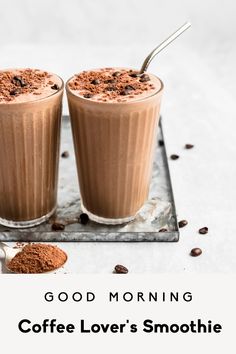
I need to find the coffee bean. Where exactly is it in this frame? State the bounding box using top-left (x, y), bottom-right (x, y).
top-left (190, 248), bottom-right (202, 257)
top-left (159, 228), bottom-right (167, 232)
top-left (83, 93), bottom-right (93, 98)
top-left (61, 151), bottom-right (69, 158)
top-left (120, 85), bottom-right (135, 96)
top-left (79, 213), bottom-right (89, 225)
top-left (12, 76), bottom-right (21, 85)
top-left (129, 72), bottom-right (140, 78)
top-left (125, 85), bottom-right (135, 91)
top-left (10, 88), bottom-right (21, 96)
top-left (178, 220), bottom-right (188, 228)
top-left (114, 264), bottom-right (128, 274)
top-left (120, 89), bottom-right (130, 96)
top-left (140, 74), bottom-right (150, 82)
top-left (91, 79), bottom-right (100, 85)
top-left (21, 79), bottom-right (27, 87)
top-left (199, 227), bottom-right (208, 234)
top-left (105, 79), bottom-right (116, 84)
top-left (12, 76), bottom-right (27, 87)
top-left (112, 71), bottom-right (121, 77)
top-left (52, 222), bottom-right (65, 231)
top-left (158, 140), bottom-right (164, 146)
top-left (51, 84), bottom-right (59, 90)
top-left (185, 144), bottom-right (194, 149)
top-left (170, 154), bottom-right (179, 160)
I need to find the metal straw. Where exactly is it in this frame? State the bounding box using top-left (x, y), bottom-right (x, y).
top-left (140, 22), bottom-right (191, 74)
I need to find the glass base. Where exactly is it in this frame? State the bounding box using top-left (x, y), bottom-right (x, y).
top-left (81, 202), bottom-right (136, 225)
top-left (0, 206), bottom-right (57, 229)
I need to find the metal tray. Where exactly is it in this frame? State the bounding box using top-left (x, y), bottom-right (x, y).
top-left (0, 116), bottom-right (179, 242)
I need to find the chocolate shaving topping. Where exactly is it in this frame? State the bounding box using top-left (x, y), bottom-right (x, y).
top-left (68, 68), bottom-right (157, 102)
top-left (0, 69), bottom-right (60, 102)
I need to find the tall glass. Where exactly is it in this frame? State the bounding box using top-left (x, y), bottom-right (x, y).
top-left (66, 70), bottom-right (163, 224)
top-left (0, 74), bottom-right (63, 228)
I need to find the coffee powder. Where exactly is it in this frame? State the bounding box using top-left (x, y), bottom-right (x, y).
top-left (7, 243), bottom-right (67, 274)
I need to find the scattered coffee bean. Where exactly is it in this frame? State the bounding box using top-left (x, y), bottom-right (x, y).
top-left (114, 264), bottom-right (128, 274)
top-left (158, 140), bottom-right (164, 146)
top-left (91, 79), bottom-right (100, 85)
top-left (79, 213), bottom-right (89, 225)
top-left (105, 79), bottom-right (116, 84)
top-left (199, 227), bottom-right (208, 234)
top-left (178, 220), bottom-right (188, 228)
top-left (10, 88), bottom-right (21, 96)
top-left (185, 144), bottom-right (194, 149)
top-left (170, 154), bottom-right (179, 160)
top-left (190, 248), bottom-right (202, 257)
top-left (139, 74), bottom-right (150, 82)
top-left (61, 151), bottom-right (69, 158)
top-left (83, 93), bottom-right (93, 98)
top-left (112, 71), bottom-right (121, 77)
top-left (51, 84), bottom-right (59, 90)
top-left (51, 222), bottom-right (65, 231)
top-left (125, 85), bottom-right (135, 91)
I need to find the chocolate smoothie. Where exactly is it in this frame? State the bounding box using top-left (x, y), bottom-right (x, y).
top-left (66, 68), bottom-right (163, 224)
top-left (0, 69), bottom-right (63, 228)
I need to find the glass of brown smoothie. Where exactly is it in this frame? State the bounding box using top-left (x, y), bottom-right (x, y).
top-left (0, 68), bottom-right (63, 228)
top-left (66, 68), bottom-right (163, 225)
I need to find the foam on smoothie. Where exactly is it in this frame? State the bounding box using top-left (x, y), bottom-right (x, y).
top-left (0, 68), bottom-right (62, 103)
top-left (68, 68), bottom-right (162, 103)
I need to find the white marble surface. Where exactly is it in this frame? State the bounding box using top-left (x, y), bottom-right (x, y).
top-left (0, 0), bottom-right (236, 273)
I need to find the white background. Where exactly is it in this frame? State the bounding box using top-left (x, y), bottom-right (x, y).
top-left (0, 0), bottom-right (236, 273)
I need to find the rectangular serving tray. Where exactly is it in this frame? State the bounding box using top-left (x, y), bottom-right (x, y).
top-left (0, 116), bottom-right (179, 242)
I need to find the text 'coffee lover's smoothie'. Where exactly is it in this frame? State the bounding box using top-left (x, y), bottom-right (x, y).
top-left (67, 68), bottom-right (163, 224)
